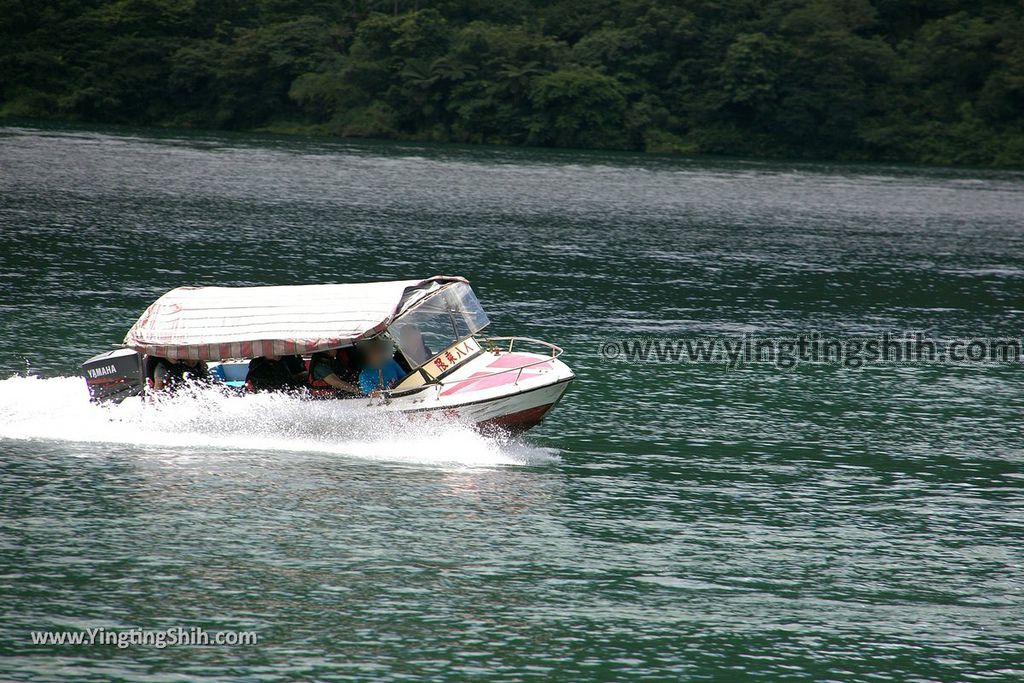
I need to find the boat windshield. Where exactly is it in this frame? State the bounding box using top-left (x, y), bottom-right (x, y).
top-left (391, 283), bottom-right (489, 367)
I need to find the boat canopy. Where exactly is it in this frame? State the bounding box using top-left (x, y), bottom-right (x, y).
top-left (124, 276), bottom-right (467, 360)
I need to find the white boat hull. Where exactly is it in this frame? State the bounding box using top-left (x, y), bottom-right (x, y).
top-left (377, 349), bottom-right (575, 434)
top-left (104, 343), bottom-right (575, 435)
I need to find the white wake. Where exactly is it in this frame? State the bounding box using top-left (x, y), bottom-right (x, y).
top-left (0, 375), bottom-right (559, 468)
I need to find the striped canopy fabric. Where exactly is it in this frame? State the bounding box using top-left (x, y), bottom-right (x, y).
top-left (124, 276), bottom-right (466, 360)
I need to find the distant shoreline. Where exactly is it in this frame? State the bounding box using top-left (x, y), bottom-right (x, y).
top-left (3, 119), bottom-right (1023, 174)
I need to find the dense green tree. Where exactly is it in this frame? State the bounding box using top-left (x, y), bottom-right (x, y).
top-left (1, 0), bottom-right (1021, 165)
top-left (529, 66), bottom-right (627, 148)
top-left (444, 21), bottom-right (565, 143)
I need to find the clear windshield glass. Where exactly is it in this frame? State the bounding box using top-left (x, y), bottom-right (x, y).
top-left (391, 283), bottom-right (489, 367)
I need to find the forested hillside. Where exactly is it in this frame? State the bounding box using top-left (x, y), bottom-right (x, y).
top-left (2, 0), bottom-right (1022, 165)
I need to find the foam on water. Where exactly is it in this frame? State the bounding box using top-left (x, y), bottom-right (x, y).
top-left (0, 375), bottom-right (559, 468)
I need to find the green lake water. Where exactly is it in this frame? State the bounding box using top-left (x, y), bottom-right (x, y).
top-left (1, 125), bottom-right (1022, 681)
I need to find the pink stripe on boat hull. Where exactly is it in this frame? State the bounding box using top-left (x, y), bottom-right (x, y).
top-left (485, 353), bottom-right (554, 370)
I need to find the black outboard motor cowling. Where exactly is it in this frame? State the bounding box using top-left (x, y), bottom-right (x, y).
top-left (82, 348), bottom-right (145, 404)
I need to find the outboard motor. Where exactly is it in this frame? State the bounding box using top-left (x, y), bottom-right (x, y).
top-left (81, 348), bottom-right (145, 404)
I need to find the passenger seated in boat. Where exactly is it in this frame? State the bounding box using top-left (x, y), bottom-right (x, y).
top-left (246, 354), bottom-right (306, 393)
top-left (396, 324), bottom-right (433, 367)
top-left (307, 348), bottom-right (361, 398)
top-left (147, 355), bottom-right (210, 393)
top-left (282, 354), bottom-right (307, 382)
top-left (357, 338), bottom-right (406, 395)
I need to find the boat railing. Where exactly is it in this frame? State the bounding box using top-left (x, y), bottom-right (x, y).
top-left (479, 336), bottom-right (564, 358)
top-left (382, 336), bottom-right (565, 400)
top-left (440, 336), bottom-right (565, 389)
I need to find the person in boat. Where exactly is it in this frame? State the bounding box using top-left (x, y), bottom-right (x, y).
top-left (147, 355), bottom-right (210, 393)
top-left (246, 354), bottom-right (307, 393)
top-left (358, 338), bottom-right (406, 396)
top-left (396, 324), bottom-right (433, 367)
top-left (307, 347), bottom-right (361, 398)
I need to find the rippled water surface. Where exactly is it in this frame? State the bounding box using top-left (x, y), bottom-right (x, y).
top-left (1, 126), bottom-right (1023, 682)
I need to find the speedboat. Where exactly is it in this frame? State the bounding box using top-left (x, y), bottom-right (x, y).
top-left (81, 276), bottom-right (574, 434)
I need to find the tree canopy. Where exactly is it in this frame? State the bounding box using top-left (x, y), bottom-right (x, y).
top-left (1, 0), bottom-right (1022, 165)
